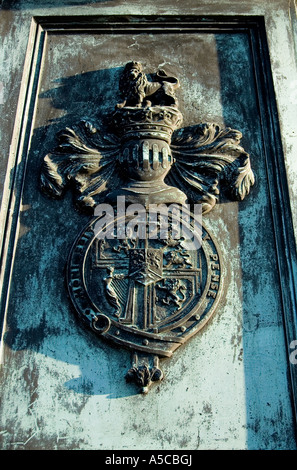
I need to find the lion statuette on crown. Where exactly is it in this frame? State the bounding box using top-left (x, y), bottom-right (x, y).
top-left (117, 61), bottom-right (180, 109)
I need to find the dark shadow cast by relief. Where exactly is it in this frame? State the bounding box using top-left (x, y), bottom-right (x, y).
top-left (216, 31), bottom-right (297, 450)
top-left (2, 65), bottom-right (141, 399)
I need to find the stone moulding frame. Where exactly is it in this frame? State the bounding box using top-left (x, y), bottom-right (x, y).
top-left (0, 13), bottom-right (296, 414)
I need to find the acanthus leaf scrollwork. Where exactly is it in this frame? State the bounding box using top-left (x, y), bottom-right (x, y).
top-left (40, 120), bottom-right (123, 211)
top-left (168, 123), bottom-right (255, 214)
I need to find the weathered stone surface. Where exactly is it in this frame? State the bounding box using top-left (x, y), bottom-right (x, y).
top-left (0, 0), bottom-right (296, 450)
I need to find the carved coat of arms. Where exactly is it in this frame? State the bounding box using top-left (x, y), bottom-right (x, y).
top-left (40, 61), bottom-right (254, 393)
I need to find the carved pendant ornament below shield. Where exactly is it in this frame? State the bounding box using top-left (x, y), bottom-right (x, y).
top-left (40, 61), bottom-right (254, 393)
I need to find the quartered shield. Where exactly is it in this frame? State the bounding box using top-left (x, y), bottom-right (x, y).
top-left (67, 208), bottom-right (224, 363)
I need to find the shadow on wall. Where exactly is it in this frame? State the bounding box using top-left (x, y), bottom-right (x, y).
top-left (215, 32), bottom-right (297, 450)
top-left (36, 66), bottom-right (123, 155)
top-left (2, 65), bottom-right (142, 399)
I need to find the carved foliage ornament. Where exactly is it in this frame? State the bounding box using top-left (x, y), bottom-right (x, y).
top-left (40, 61), bottom-right (254, 393)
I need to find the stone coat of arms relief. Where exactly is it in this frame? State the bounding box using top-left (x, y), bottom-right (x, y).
top-left (40, 61), bottom-right (254, 393)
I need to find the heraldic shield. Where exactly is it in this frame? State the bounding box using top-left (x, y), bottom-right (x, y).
top-left (66, 207), bottom-right (224, 392)
top-left (40, 61), bottom-right (254, 393)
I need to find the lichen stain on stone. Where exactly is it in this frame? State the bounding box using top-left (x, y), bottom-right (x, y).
top-left (202, 401), bottom-right (212, 415)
